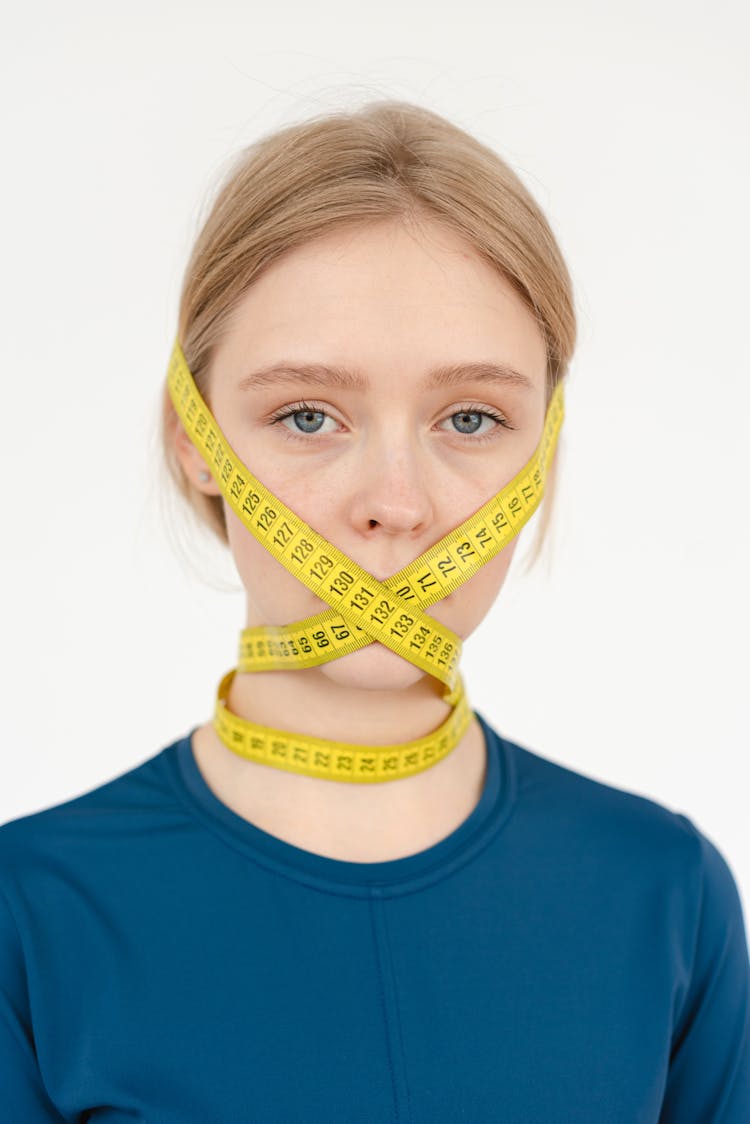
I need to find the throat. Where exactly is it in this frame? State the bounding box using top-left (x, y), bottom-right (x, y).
top-left (189, 713), bottom-right (487, 863)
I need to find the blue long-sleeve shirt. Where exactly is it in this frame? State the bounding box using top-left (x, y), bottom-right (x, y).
top-left (1, 710), bottom-right (749, 1122)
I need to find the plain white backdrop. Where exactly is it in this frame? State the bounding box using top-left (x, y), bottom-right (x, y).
top-left (1, 1), bottom-right (748, 928)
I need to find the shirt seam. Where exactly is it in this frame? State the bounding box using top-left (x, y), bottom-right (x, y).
top-left (370, 894), bottom-right (402, 1123)
top-left (669, 813), bottom-right (706, 1049)
top-left (379, 893), bottom-right (414, 1123)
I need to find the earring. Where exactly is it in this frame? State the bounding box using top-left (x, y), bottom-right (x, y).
top-left (198, 470), bottom-right (210, 482)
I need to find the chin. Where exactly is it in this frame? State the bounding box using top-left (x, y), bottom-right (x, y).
top-left (318, 642), bottom-right (429, 693)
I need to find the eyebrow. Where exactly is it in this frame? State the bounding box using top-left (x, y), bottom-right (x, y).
top-left (236, 360), bottom-right (535, 394)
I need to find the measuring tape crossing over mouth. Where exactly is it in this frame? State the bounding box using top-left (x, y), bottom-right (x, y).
top-left (237, 391), bottom-right (564, 685)
top-left (167, 338), bottom-right (565, 782)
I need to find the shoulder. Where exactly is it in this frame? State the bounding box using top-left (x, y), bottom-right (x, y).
top-left (0, 734), bottom-right (189, 892)
top-left (490, 721), bottom-right (742, 908)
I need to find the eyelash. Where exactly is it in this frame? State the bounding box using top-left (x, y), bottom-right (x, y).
top-left (267, 400), bottom-right (516, 445)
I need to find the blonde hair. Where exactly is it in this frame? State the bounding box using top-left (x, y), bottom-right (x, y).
top-left (160, 99), bottom-right (576, 574)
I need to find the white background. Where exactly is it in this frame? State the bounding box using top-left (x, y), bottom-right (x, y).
top-left (1, 1), bottom-right (748, 925)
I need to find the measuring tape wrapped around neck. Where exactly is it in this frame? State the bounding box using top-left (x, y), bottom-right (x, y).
top-left (167, 339), bottom-right (564, 783)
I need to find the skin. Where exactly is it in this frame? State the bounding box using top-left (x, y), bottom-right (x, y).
top-left (170, 216), bottom-right (549, 861)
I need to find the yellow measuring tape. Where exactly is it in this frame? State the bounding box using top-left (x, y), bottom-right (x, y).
top-left (167, 339), bottom-right (564, 782)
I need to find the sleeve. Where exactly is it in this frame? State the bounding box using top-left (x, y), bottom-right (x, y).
top-left (658, 813), bottom-right (750, 1122)
top-left (0, 885), bottom-right (69, 1123)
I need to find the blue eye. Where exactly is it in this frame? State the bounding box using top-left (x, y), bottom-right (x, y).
top-left (436, 408), bottom-right (514, 443)
top-left (283, 406), bottom-right (329, 434)
top-left (449, 410), bottom-right (492, 436)
top-left (268, 401), bottom-right (338, 438)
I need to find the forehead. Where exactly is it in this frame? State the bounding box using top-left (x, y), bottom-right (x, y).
top-left (216, 218), bottom-right (548, 392)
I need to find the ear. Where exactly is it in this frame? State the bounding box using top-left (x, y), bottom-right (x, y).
top-left (164, 389), bottom-right (222, 496)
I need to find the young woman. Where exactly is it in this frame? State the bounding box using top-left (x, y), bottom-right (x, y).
top-left (1, 100), bottom-right (748, 1122)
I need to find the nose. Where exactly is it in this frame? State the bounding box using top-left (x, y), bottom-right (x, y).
top-left (347, 426), bottom-right (435, 539)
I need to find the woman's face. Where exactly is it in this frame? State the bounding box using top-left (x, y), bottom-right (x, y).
top-left (175, 217), bottom-right (548, 695)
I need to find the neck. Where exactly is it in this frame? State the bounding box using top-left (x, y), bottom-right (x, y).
top-left (226, 659), bottom-right (452, 747)
top-left (190, 655), bottom-right (488, 862)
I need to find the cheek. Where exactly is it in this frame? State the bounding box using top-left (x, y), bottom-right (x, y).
top-left (224, 507), bottom-right (327, 623)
